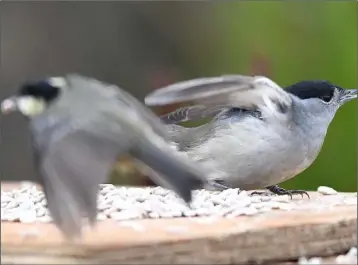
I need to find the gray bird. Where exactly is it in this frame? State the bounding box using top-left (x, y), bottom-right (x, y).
top-left (145, 75), bottom-right (357, 197)
top-left (0, 74), bottom-right (211, 240)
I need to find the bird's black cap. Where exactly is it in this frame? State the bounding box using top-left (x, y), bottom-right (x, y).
top-left (18, 80), bottom-right (60, 103)
top-left (285, 80), bottom-right (342, 103)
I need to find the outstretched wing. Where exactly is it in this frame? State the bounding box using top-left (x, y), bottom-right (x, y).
top-left (33, 114), bottom-right (129, 240)
top-left (145, 75), bottom-right (292, 122)
top-left (66, 74), bottom-right (169, 139)
top-left (32, 106), bottom-right (206, 240)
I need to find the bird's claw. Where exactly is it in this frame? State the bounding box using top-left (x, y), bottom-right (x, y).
top-left (251, 186), bottom-right (310, 199)
top-left (288, 190), bottom-right (310, 199)
top-left (272, 189), bottom-right (310, 199)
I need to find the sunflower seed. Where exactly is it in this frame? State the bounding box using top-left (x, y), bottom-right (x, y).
top-left (2, 184), bottom-right (352, 224)
top-left (317, 186), bottom-right (338, 195)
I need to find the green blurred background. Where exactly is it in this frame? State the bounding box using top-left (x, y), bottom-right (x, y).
top-left (2, 1), bottom-right (356, 192)
top-left (112, 1), bottom-right (357, 192)
top-left (208, 1), bottom-right (357, 192)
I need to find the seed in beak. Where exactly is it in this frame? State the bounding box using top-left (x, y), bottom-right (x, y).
top-left (1, 98), bottom-right (17, 113)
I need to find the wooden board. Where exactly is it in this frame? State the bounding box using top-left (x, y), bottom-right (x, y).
top-left (1, 182), bottom-right (357, 264)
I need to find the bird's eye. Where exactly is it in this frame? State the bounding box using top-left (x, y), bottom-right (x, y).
top-left (320, 93), bottom-right (333, 103)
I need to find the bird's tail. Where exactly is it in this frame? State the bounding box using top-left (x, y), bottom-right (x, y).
top-left (131, 139), bottom-right (205, 204)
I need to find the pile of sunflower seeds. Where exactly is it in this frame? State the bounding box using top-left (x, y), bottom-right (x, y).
top-left (1, 182), bottom-right (356, 223)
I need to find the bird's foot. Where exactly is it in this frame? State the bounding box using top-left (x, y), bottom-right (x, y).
top-left (250, 190), bottom-right (272, 197)
top-left (208, 179), bottom-right (231, 191)
top-left (251, 185), bottom-right (310, 199)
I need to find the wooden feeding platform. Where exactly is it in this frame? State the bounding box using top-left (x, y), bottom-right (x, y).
top-left (1, 182), bottom-right (357, 264)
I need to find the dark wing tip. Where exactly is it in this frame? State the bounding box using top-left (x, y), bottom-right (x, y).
top-left (176, 174), bottom-right (205, 204)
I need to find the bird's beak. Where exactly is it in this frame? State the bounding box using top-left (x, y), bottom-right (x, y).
top-left (339, 89), bottom-right (357, 105)
top-left (1, 96), bottom-right (19, 114)
top-left (1, 96), bottom-right (46, 117)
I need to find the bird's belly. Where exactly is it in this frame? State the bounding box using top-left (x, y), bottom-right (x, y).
top-left (185, 123), bottom-right (312, 190)
top-left (230, 158), bottom-right (312, 189)
top-left (228, 162), bottom-right (309, 190)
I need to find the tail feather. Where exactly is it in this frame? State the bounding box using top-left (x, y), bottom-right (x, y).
top-left (131, 140), bottom-right (205, 203)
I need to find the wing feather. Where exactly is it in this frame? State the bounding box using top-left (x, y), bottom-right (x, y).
top-left (66, 74), bottom-right (169, 139)
top-left (34, 115), bottom-right (128, 239)
top-left (145, 75), bottom-right (292, 122)
top-left (160, 105), bottom-right (228, 124)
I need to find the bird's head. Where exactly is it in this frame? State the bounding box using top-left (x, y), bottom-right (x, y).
top-left (1, 77), bottom-right (65, 117)
top-left (285, 80), bottom-right (357, 107)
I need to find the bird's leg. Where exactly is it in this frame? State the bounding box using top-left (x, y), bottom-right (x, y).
top-left (251, 185), bottom-right (310, 199)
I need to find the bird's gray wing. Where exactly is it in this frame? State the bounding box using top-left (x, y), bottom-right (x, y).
top-left (58, 74), bottom-right (206, 195)
top-left (34, 115), bottom-right (128, 240)
top-left (33, 106), bottom-right (207, 239)
top-left (160, 105), bottom-right (229, 124)
top-left (65, 74), bottom-right (169, 139)
top-left (145, 75), bottom-right (292, 119)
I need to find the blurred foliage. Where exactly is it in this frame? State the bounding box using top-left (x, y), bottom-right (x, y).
top-left (110, 159), bottom-right (151, 187)
top-left (111, 1), bottom-right (356, 192)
